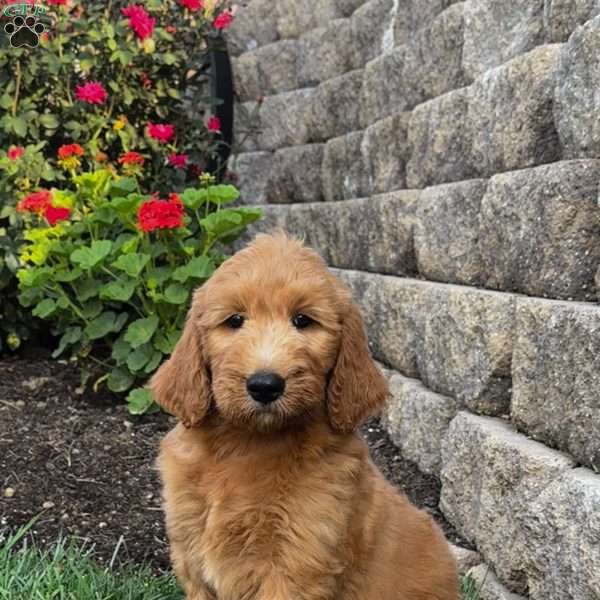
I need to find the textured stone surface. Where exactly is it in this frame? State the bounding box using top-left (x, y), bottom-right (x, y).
top-left (227, 151), bottom-right (272, 205)
top-left (258, 89), bottom-right (316, 150)
top-left (522, 468), bottom-right (600, 600)
top-left (361, 113), bottom-right (411, 194)
top-left (275, 0), bottom-right (340, 39)
top-left (254, 40), bottom-right (299, 95)
top-left (384, 374), bottom-right (459, 475)
top-left (321, 132), bottom-right (369, 202)
top-left (512, 298), bottom-right (600, 470)
top-left (450, 545), bottom-right (482, 575)
top-left (244, 191), bottom-right (419, 275)
top-left (225, 0), bottom-right (279, 54)
top-left (462, 0), bottom-right (545, 80)
top-left (469, 44), bottom-right (562, 177)
top-left (350, 0), bottom-right (393, 67)
top-left (265, 145), bottom-right (324, 204)
top-left (543, 0), bottom-right (600, 42)
top-left (441, 412), bottom-right (575, 592)
top-left (360, 3), bottom-right (466, 126)
top-left (234, 100), bottom-right (261, 153)
top-left (311, 70), bottom-right (364, 141)
top-left (467, 565), bottom-right (527, 600)
top-left (407, 88), bottom-right (475, 188)
top-left (393, 0), bottom-right (462, 45)
top-left (415, 179), bottom-right (487, 286)
top-left (555, 16), bottom-right (600, 158)
top-left (232, 52), bottom-right (260, 102)
top-left (298, 19), bottom-right (354, 86)
top-left (479, 160), bottom-right (600, 301)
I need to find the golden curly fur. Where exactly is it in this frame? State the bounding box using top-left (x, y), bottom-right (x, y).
top-left (151, 232), bottom-right (459, 600)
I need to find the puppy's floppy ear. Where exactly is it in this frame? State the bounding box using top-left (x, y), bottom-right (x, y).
top-left (150, 295), bottom-right (211, 427)
top-left (326, 287), bottom-right (389, 434)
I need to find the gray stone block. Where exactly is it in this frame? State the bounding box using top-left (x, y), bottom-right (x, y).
top-left (415, 179), bottom-right (488, 286)
top-left (384, 374), bottom-right (459, 475)
top-left (298, 19), bottom-right (354, 86)
top-left (225, 0), bottom-right (279, 54)
top-left (479, 160), bottom-right (600, 301)
top-left (450, 546), bottom-right (482, 576)
top-left (407, 87), bottom-right (476, 189)
top-left (243, 191), bottom-right (419, 276)
top-left (276, 0), bottom-right (341, 38)
top-left (255, 40), bottom-right (299, 95)
top-left (227, 151), bottom-right (272, 205)
top-left (258, 88), bottom-right (316, 150)
top-left (523, 468), bottom-right (600, 600)
top-left (350, 0), bottom-right (394, 67)
top-left (544, 0), bottom-right (600, 43)
top-left (322, 131), bottom-right (369, 202)
top-left (555, 15), bottom-right (600, 158)
top-left (393, 0), bottom-right (462, 45)
top-left (361, 112), bottom-right (411, 194)
top-left (512, 298), bottom-right (600, 470)
top-left (462, 0), bottom-right (545, 80)
top-left (232, 53), bottom-right (261, 102)
top-left (469, 44), bottom-right (562, 177)
top-left (466, 565), bottom-right (527, 600)
top-left (311, 70), bottom-right (364, 141)
top-left (234, 100), bottom-right (261, 153)
top-left (266, 145), bottom-right (324, 203)
top-left (441, 412), bottom-right (575, 592)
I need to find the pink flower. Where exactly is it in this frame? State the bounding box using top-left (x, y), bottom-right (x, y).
top-left (213, 10), bottom-right (233, 30)
top-left (178, 0), bottom-right (202, 10)
top-left (121, 4), bottom-right (156, 40)
top-left (206, 116), bottom-right (221, 133)
top-left (168, 153), bottom-right (189, 169)
top-left (7, 146), bottom-right (24, 161)
top-left (75, 81), bottom-right (108, 105)
top-left (147, 122), bottom-right (175, 143)
top-left (44, 206), bottom-right (71, 226)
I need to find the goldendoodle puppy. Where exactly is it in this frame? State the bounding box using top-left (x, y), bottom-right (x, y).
top-left (151, 232), bottom-right (459, 600)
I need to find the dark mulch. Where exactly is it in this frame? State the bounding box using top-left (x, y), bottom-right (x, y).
top-left (0, 351), bottom-right (466, 572)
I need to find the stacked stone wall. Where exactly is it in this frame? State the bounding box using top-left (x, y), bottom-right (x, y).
top-left (227, 2), bottom-right (600, 597)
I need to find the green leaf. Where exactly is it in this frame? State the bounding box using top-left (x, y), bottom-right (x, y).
top-left (127, 388), bottom-right (156, 415)
top-left (111, 335), bottom-right (131, 365)
top-left (181, 188), bottom-right (208, 210)
top-left (32, 298), bottom-right (56, 318)
top-left (111, 253), bottom-right (150, 278)
top-left (107, 367), bottom-right (135, 393)
top-left (162, 52), bottom-right (178, 65)
top-left (200, 209), bottom-right (242, 238)
top-left (172, 255), bottom-right (215, 283)
top-left (12, 116), bottom-right (27, 137)
top-left (39, 113), bottom-right (59, 129)
top-left (70, 240), bottom-right (113, 270)
top-left (76, 279), bottom-right (101, 302)
top-left (153, 329), bottom-right (180, 354)
top-left (85, 311), bottom-right (117, 340)
top-left (164, 283), bottom-right (189, 304)
top-left (144, 350), bottom-right (163, 374)
top-left (109, 177), bottom-right (137, 198)
top-left (207, 184), bottom-right (240, 205)
top-left (100, 279), bottom-right (136, 302)
top-left (124, 315), bottom-right (159, 348)
top-left (126, 343), bottom-right (154, 372)
top-left (52, 327), bottom-right (82, 358)
top-left (55, 268), bottom-right (82, 282)
top-left (81, 300), bottom-right (103, 320)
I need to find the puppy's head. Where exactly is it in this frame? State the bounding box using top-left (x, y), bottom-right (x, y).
top-left (150, 232), bottom-right (389, 433)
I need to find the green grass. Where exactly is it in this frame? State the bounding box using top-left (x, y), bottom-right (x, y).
top-left (460, 574), bottom-right (482, 600)
top-left (0, 524), bottom-right (183, 600)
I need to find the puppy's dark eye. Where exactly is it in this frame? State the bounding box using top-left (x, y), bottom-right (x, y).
top-left (225, 314), bottom-right (245, 329)
top-left (292, 314), bottom-right (314, 329)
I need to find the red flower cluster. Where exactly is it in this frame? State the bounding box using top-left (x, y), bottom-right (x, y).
top-left (178, 0), bottom-right (202, 10)
top-left (17, 189), bottom-right (71, 225)
top-left (75, 81), bottom-right (108, 105)
top-left (7, 146), bottom-right (24, 160)
top-left (168, 153), bottom-right (188, 169)
top-left (121, 4), bottom-right (155, 40)
top-left (138, 193), bottom-right (184, 233)
top-left (213, 10), bottom-right (233, 30)
top-left (147, 122), bottom-right (175, 143)
top-left (46, 0), bottom-right (68, 5)
top-left (206, 116), bottom-right (221, 133)
top-left (119, 151), bottom-right (145, 166)
top-left (58, 143), bottom-right (84, 159)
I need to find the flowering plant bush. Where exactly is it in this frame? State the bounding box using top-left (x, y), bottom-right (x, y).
top-left (17, 168), bottom-right (260, 413)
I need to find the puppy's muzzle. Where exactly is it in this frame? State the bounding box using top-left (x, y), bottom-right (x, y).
top-left (246, 371), bottom-right (285, 405)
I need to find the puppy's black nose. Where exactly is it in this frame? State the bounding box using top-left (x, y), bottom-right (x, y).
top-left (246, 371), bottom-right (285, 404)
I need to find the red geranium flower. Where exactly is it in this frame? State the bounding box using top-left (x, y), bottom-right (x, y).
top-left (58, 144), bottom-right (84, 159)
top-left (206, 116), bottom-right (221, 133)
top-left (213, 10), bottom-right (233, 30)
top-left (75, 81), bottom-right (108, 105)
top-left (119, 151), bottom-right (145, 166)
top-left (178, 0), bottom-right (202, 10)
top-left (46, 0), bottom-right (68, 5)
top-left (168, 153), bottom-right (188, 169)
top-left (147, 122), bottom-right (175, 143)
top-left (7, 146), bottom-right (24, 161)
top-left (137, 194), bottom-right (184, 233)
top-left (121, 4), bottom-right (156, 40)
top-left (44, 205), bottom-right (71, 226)
top-left (17, 190), bottom-right (52, 214)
